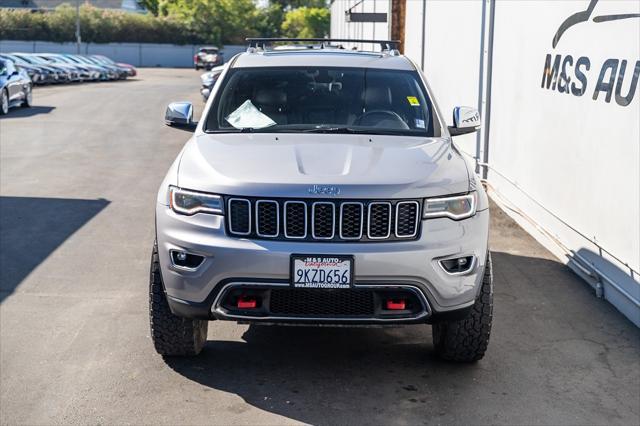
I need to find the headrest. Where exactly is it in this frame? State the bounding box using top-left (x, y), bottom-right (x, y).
top-left (364, 86), bottom-right (392, 106)
top-left (255, 89), bottom-right (287, 106)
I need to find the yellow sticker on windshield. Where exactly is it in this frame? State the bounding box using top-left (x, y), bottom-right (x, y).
top-left (407, 96), bottom-right (420, 106)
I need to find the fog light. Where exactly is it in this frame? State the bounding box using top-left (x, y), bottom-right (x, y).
top-left (439, 256), bottom-right (475, 275)
top-left (170, 250), bottom-right (204, 270)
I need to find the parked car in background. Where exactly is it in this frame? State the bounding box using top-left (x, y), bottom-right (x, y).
top-left (200, 65), bottom-right (225, 101)
top-left (1, 52), bottom-right (129, 86)
top-left (74, 54), bottom-right (127, 80)
top-left (20, 54), bottom-right (79, 82)
top-left (0, 54), bottom-right (45, 84)
top-left (62, 54), bottom-right (114, 81)
top-left (37, 53), bottom-right (98, 81)
top-left (10, 53), bottom-right (68, 83)
top-left (0, 58), bottom-right (32, 115)
top-left (91, 55), bottom-right (136, 77)
top-left (194, 46), bottom-right (223, 70)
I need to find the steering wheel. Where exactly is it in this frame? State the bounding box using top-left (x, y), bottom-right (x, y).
top-left (355, 110), bottom-right (409, 129)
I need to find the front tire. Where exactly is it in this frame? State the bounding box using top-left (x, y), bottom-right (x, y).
top-left (0, 89), bottom-right (8, 115)
top-left (432, 252), bottom-right (493, 362)
top-left (21, 85), bottom-right (33, 108)
top-left (149, 241), bottom-right (208, 356)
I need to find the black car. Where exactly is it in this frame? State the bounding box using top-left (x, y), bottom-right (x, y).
top-left (194, 46), bottom-right (223, 70)
top-left (0, 59), bottom-right (32, 115)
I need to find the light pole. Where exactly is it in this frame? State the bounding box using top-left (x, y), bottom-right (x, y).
top-left (75, 0), bottom-right (81, 54)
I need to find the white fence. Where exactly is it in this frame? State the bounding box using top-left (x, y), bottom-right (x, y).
top-left (0, 40), bottom-right (245, 67)
top-left (332, 0), bottom-right (640, 327)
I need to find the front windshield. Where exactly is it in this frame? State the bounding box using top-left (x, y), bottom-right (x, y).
top-left (94, 56), bottom-right (113, 64)
top-left (205, 67), bottom-right (438, 136)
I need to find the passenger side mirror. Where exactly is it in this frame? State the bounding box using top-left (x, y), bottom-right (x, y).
top-left (164, 102), bottom-right (195, 130)
top-left (448, 106), bottom-right (481, 136)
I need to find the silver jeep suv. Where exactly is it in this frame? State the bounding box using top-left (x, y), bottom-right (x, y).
top-left (152, 38), bottom-right (492, 362)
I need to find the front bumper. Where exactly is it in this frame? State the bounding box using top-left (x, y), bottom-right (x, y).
top-left (156, 203), bottom-right (489, 323)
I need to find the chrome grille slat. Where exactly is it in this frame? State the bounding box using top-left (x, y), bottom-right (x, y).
top-left (284, 201), bottom-right (307, 239)
top-left (256, 200), bottom-right (279, 237)
top-left (395, 201), bottom-right (419, 238)
top-left (340, 202), bottom-right (364, 239)
top-left (226, 198), bottom-right (420, 242)
top-left (228, 198), bottom-right (251, 235)
top-left (311, 202), bottom-right (335, 239)
top-left (367, 202), bottom-right (392, 239)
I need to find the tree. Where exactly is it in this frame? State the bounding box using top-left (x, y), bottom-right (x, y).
top-left (270, 0), bottom-right (328, 10)
top-left (281, 6), bottom-right (329, 38)
top-left (161, 0), bottom-right (258, 44)
top-left (254, 3), bottom-right (286, 38)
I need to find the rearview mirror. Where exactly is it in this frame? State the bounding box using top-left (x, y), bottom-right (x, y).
top-left (448, 106), bottom-right (481, 136)
top-left (164, 102), bottom-right (194, 129)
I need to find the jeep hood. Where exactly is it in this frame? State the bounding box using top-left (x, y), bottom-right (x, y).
top-left (177, 133), bottom-right (470, 199)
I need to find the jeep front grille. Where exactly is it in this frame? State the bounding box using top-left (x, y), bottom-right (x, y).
top-left (225, 197), bottom-right (422, 242)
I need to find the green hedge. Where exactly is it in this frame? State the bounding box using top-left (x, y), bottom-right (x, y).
top-left (0, 3), bottom-right (330, 45)
top-left (0, 5), bottom-right (206, 45)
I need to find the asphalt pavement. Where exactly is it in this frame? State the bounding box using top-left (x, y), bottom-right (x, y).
top-left (1, 69), bottom-right (638, 425)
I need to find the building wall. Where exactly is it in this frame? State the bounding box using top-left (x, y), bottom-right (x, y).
top-left (333, 0), bottom-right (640, 326)
top-left (0, 40), bottom-right (245, 67)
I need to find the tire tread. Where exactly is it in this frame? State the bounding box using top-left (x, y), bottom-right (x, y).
top-left (149, 242), bottom-right (207, 356)
top-left (432, 252), bottom-right (493, 362)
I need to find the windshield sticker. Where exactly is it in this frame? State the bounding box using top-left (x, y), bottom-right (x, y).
top-left (407, 96), bottom-right (420, 106)
top-left (415, 118), bottom-right (425, 128)
top-left (225, 100), bottom-right (276, 129)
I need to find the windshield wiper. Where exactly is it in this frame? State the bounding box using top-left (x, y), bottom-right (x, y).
top-left (302, 127), bottom-right (361, 133)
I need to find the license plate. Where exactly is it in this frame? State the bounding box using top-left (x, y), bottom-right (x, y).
top-left (291, 255), bottom-right (353, 289)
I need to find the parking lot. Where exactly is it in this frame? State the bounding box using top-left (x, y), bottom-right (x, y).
top-left (0, 68), bottom-right (638, 425)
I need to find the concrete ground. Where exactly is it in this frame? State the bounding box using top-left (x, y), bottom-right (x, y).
top-left (0, 68), bottom-right (638, 426)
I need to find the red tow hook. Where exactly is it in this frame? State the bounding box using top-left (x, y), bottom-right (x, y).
top-left (237, 296), bottom-right (257, 309)
top-left (386, 299), bottom-right (406, 310)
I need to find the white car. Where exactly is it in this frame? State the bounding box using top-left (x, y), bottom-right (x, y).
top-left (154, 38), bottom-right (491, 362)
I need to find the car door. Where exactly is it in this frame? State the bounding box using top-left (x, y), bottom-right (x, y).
top-left (16, 67), bottom-right (30, 101)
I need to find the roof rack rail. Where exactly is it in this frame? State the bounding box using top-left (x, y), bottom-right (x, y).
top-left (245, 38), bottom-right (400, 53)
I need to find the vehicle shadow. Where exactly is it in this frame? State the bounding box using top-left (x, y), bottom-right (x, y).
top-left (0, 196), bottom-right (109, 303)
top-left (163, 250), bottom-right (640, 425)
top-left (0, 106), bottom-right (56, 119)
top-left (164, 324), bottom-right (464, 425)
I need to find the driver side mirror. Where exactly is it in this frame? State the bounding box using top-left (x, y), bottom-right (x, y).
top-left (164, 101), bottom-right (195, 130)
top-left (448, 106), bottom-right (481, 136)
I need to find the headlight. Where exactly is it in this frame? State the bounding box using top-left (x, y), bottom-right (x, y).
top-left (169, 186), bottom-right (223, 215)
top-left (423, 192), bottom-right (477, 220)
